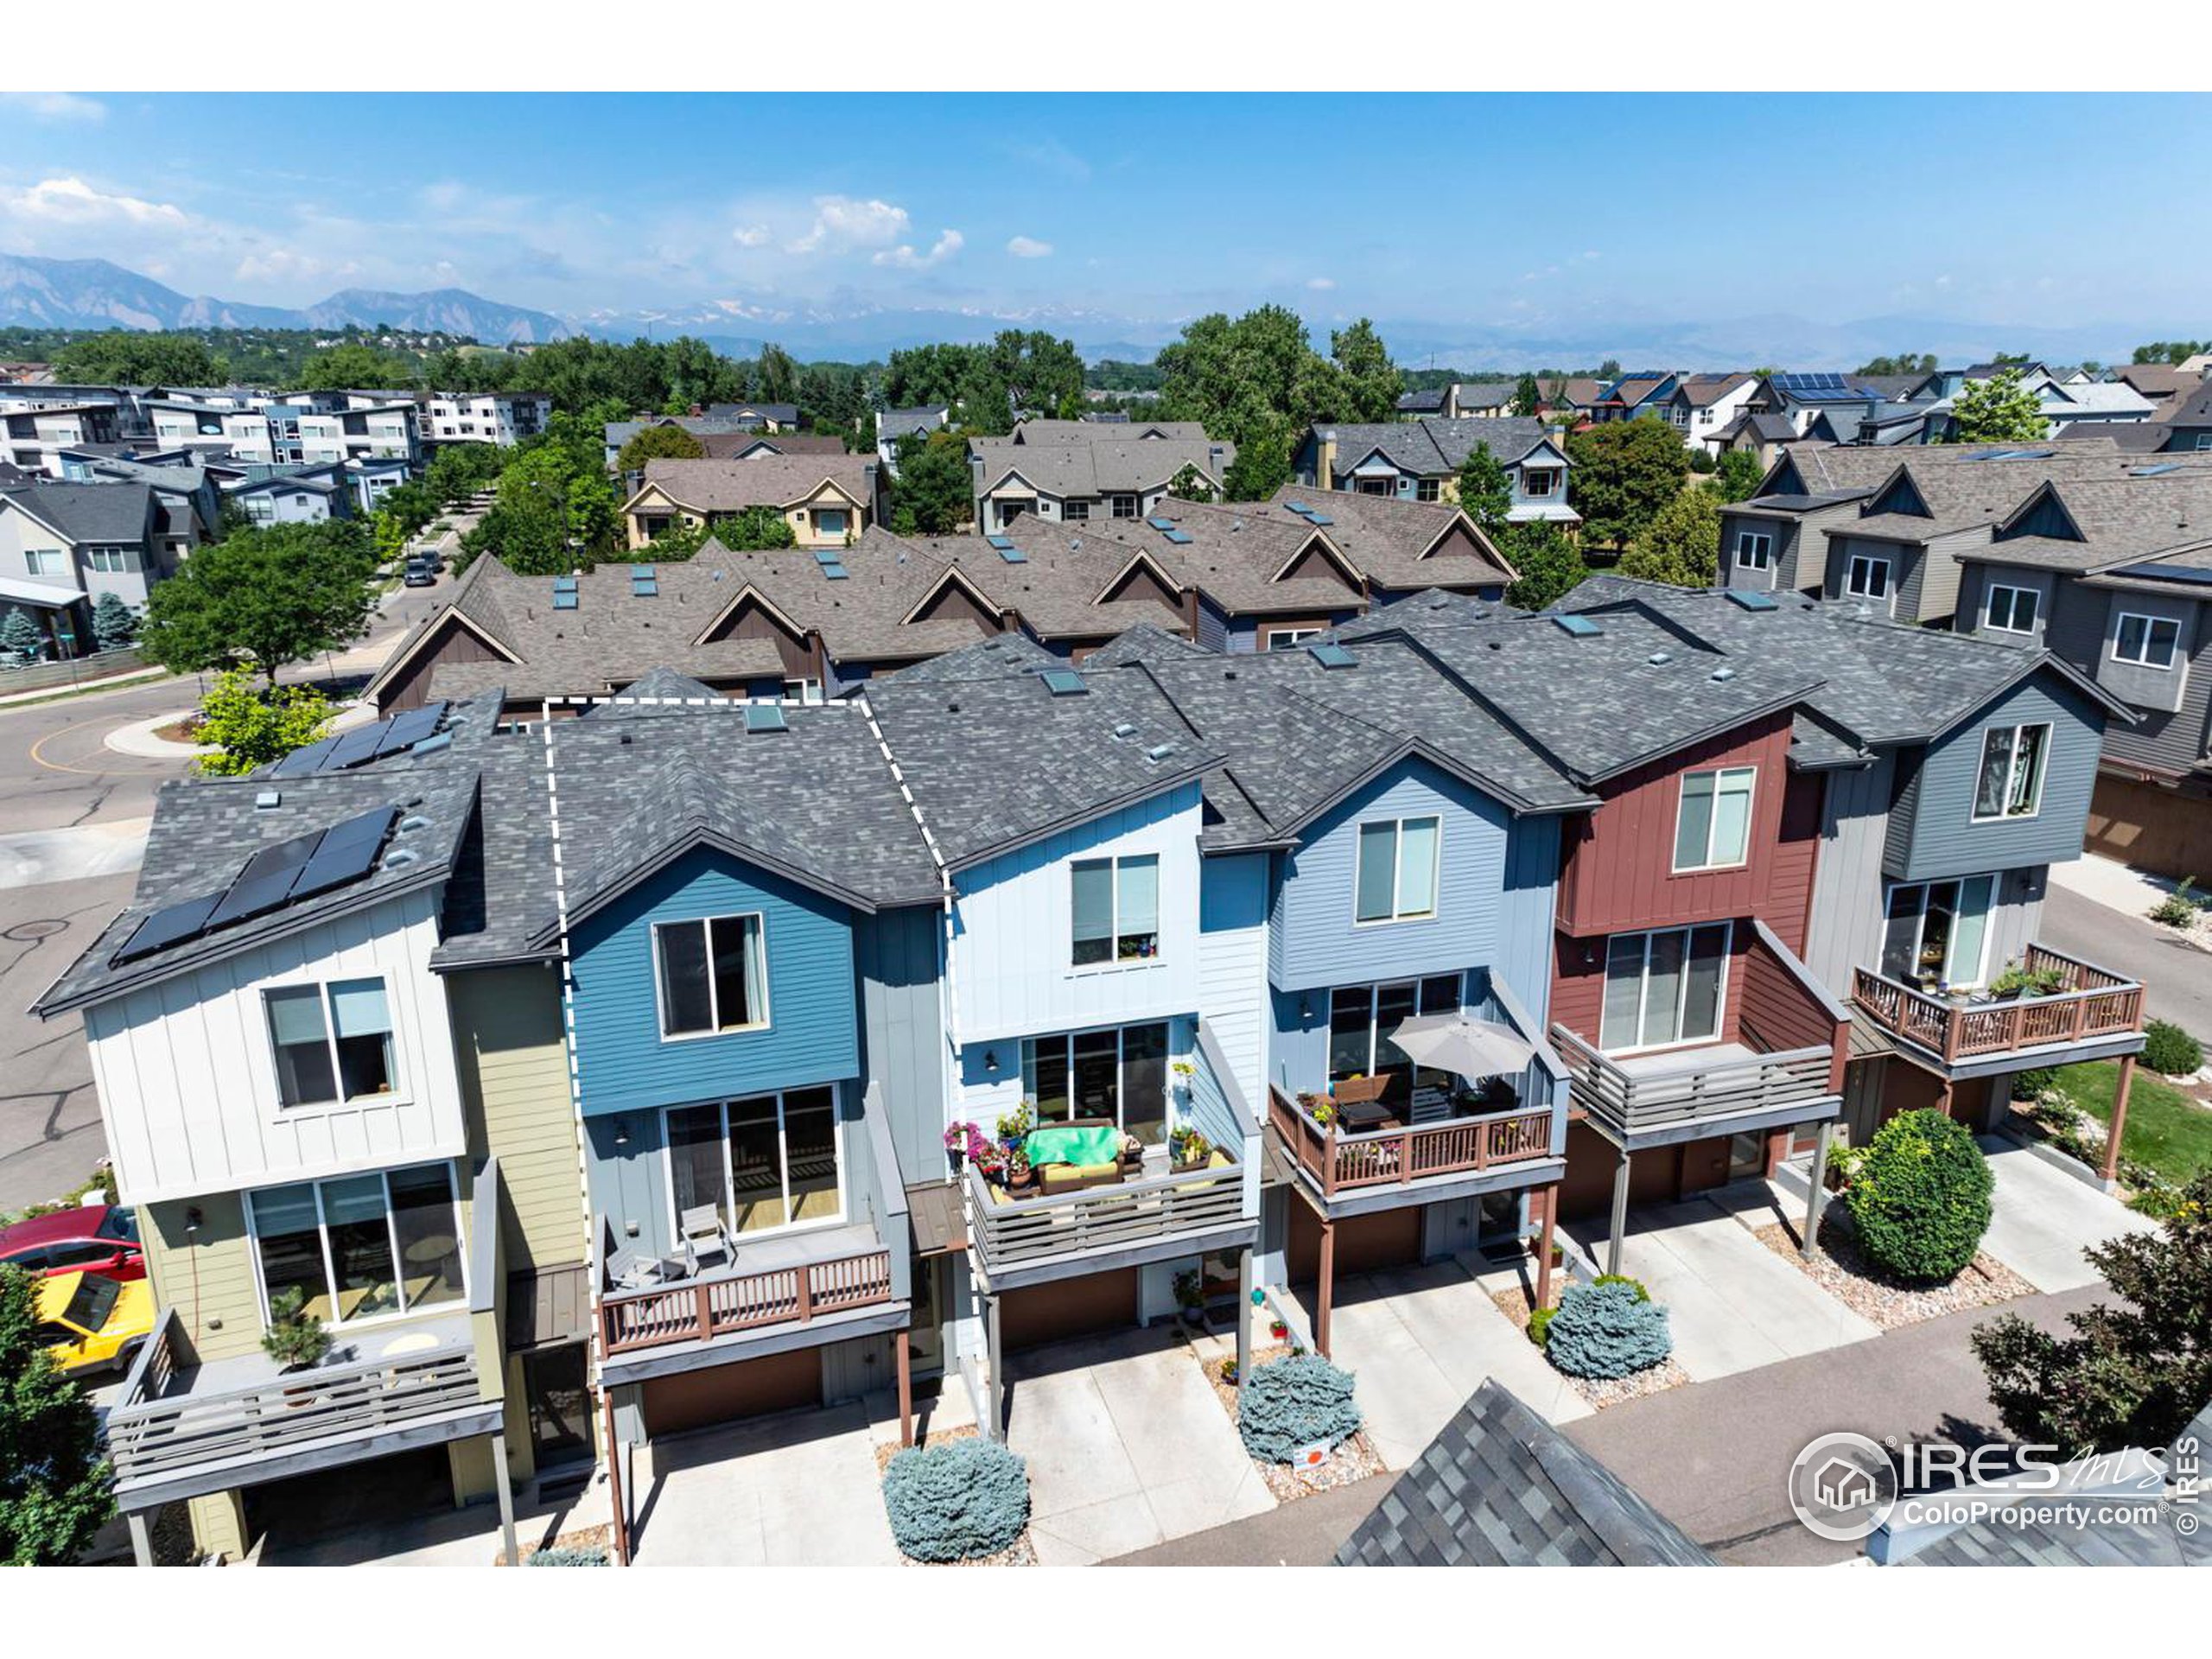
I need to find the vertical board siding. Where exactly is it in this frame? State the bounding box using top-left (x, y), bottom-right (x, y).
top-left (569, 847), bottom-right (860, 1118)
top-left (1804, 754), bottom-right (1896, 999)
top-left (857, 904), bottom-right (948, 1188)
top-left (448, 964), bottom-right (582, 1271)
top-left (1769, 770), bottom-right (1823, 957)
top-left (142, 1193), bottom-right (264, 1362)
top-left (1198, 852), bottom-right (1270, 1110)
top-left (83, 888), bottom-right (467, 1204)
top-left (1737, 930), bottom-right (1834, 1053)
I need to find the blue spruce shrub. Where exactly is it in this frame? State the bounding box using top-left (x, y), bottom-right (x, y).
top-left (1236, 1353), bottom-right (1363, 1463)
top-left (1542, 1280), bottom-right (1673, 1379)
top-left (525, 1545), bottom-right (608, 1566)
top-left (881, 1436), bottom-right (1031, 1561)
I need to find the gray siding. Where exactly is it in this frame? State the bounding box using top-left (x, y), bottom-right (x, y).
top-left (2046, 580), bottom-right (2209, 777)
top-left (1805, 753), bottom-right (1896, 999)
top-left (1957, 561), bottom-right (2055, 652)
top-left (2094, 589), bottom-right (2197, 716)
top-left (855, 903), bottom-right (946, 1189)
top-left (1825, 534), bottom-right (1919, 620)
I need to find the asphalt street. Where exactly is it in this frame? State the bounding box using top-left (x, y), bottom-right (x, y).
top-left (2038, 880), bottom-right (2212, 1035)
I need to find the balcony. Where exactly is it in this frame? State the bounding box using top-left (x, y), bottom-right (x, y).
top-left (1553, 1027), bottom-right (1840, 1148)
top-left (1267, 1084), bottom-right (1557, 1209)
top-left (1852, 944), bottom-right (2145, 1075)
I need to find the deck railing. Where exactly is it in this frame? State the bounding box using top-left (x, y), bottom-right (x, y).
top-left (597, 1243), bottom-right (897, 1357)
top-left (1853, 944), bottom-right (2144, 1063)
top-left (1266, 1086), bottom-right (1554, 1197)
top-left (965, 1156), bottom-right (1249, 1277)
top-left (1550, 1026), bottom-right (1836, 1139)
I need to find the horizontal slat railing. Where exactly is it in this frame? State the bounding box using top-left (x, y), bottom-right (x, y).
top-left (967, 1160), bottom-right (1249, 1274)
top-left (1266, 1085), bottom-right (1554, 1195)
top-left (1550, 1025), bottom-right (1834, 1136)
top-left (1853, 944), bottom-right (2144, 1062)
top-left (598, 1247), bottom-right (896, 1356)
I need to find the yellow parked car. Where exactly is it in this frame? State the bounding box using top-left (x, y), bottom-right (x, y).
top-left (35, 1269), bottom-right (154, 1376)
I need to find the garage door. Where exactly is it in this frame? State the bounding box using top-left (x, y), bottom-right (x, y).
top-left (1287, 1200), bottom-right (1424, 1282)
top-left (642, 1347), bottom-right (823, 1437)
top-left (1000, 1268), bottom-right (1139, 1350)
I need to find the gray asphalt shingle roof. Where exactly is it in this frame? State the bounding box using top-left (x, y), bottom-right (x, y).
top-left (0, 480), bottom-right (157, 544)
top-left (1319, 416), bottom-right (1554, 476)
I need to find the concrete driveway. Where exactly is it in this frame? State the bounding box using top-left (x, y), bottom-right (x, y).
top-left (1979, 1135), bottom-right (2158, 1292)
top-left (1567, 1190), bottom-right (1879, 1381)
top-left (630, 1401), bottom-right (901, 1566)
top-left (1005, 1324), bottom-right (1274, 1564)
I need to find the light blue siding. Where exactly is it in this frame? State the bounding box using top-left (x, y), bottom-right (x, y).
top-left (569, 845), bottom-right (860, 1118)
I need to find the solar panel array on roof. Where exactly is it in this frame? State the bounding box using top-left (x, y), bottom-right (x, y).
top-left (1039, 668), bottom-right (1087, 696)
top-left (271, 703), bottom-right (450, 777)
top-left (2118, 562), bottom-right (2212, 587)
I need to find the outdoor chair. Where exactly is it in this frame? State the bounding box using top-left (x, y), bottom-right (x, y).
top-left (679, 1204), bottom-right (733, 1275)
top-left (606, 1243), bottom-right (664, 1292)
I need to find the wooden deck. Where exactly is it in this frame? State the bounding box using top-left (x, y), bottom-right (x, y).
top-left (1266, 1085), bottom-right (1554, 1198)
top-left (1853, 944), bottom-right (2143, 1065)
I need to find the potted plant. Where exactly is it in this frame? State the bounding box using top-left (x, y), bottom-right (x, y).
top-left (1268, 1317), bottom-right (1290, 1344)
top-left (1169, 1126), bottom-right (1212, 1171)
top-left (943, 1121), bottom-right (983, 1174)
top-left (1173, 1268), bottom-right (1206, 1325)
top-left (1217, 1356), bottom-right (1240, 1385)
top-left (995, 1099), bottom-right (1033, 1154)
top-left (1005, 1147), bottom-right (1034, 1194)
top-left (1988, 959), bottom-right (2065, 1000)
top-left (261, 1285), bottom-right (332, 1376)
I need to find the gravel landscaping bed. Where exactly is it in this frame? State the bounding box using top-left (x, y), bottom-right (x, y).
top-left (1198, 1344), bottom-right (1385, 1502)
top-left (1489, 1288), bottom-right (1689, 1408)
top-left (871, 1424), bottom-right (1038, 1567)
top-left (1753, 1215), bottom-right (2032, 1328)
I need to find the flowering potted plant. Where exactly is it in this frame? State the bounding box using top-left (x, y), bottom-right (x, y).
top-left (943, 1121), bottom-right (987, 1174)
top-left (1169, 1126), bottom-right (1212, 1171)
top-left (1004, 1147), bottom-right (1034, 1194)
top-left (995, 1098), bottom-right (1034, 1154)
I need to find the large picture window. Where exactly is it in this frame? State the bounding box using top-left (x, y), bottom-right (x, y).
top-left (2113, 612), bottom-right (2181, 669)
top-left (1846, 552), bottom-right (1892, 603)
top-left (1881, 875), bottom-right (1997, 989)
top-left (1354, 816), bottom-right (1440, 924)
top-left (1071, 854), bottom-right (1160, 965)
top-left (1972, 722), bottom-right (2050, 821)
top-left (1600, 925), bottom-right (1732, 1052)
top-left (264, 978), bottom-right (397, 1108)
top-left (1984, 583), bottom-right (2039, 635)
top-left (666, 1086), bottom-right (842, 1238)
top-left (1023, 1022), bottom-right (1169, 1145)
top-left (655, 914), bottom-right (768, 1038)
top-left (248, 1163), bottom-right (463, 1326)
top-left (1328, 976), bottom-right (1462, 1103)
top-left (1734, 531), bottom-right (1773, 570)
top-left (1673, 767), bottom-right (1756, 872)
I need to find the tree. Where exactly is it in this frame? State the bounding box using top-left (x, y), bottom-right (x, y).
top-left (297, 342), bottom-right (416, 391)
top-left (377, 481), bottom-right (441, 538)
top-left (1510, 373), bottom-right (1542, 417)
top-left (1713, 448), bottom-right (1766, 503)
top-left (615, 423), bottom-right (707, 474)
top-left (1500, 523), bottom-right (1589, 611)
top-left (50, 330), bottom-right (227, 386)
top-left (0, 1266), bottom-right (111, 1564)
top-left (91, 592), bottom-right (138, 652)
top-left (1168, 462), bottom-right (1217, 504)
top-left (0, 607), bottom-right (44, 662)
top-left (639, 518), bottom-right (715, 560)
top-left (1329, 319), bottom-right (1403, 423)
top-left (1856, 353), bottom-right (1938, 376)
top-left (1454, 443), bottom-right (1512, 531)
top-left (1618, 486), bottom-right (1720, 588)
top-left (2133, 340), bottom-right (2209, 366)
top-left (887, 431), bottom-right (973, 535)
top-left (1564, 420), bottom-right (1691, 548)
top-left (139, 520), bottom-right (379, 685)
top-left (710, 506), bottom-right (799, 552)
top-left (753, 342), bottom-right (799, 408)
top-left (425, 442), bottom-right (504, 505)
top-left (193, 669), bottom-right (336, 777)
top-left (1950, 367), bottom-right (2049, 444)
top-left (1596, 359), bottom-right (1623, 380)
top-left (1156, 306), bottom-right (1352, 455)
top-left (1972, 1171), bottom-right (2212, 1457)
top-left (1220, 416), bottom-right (1294, 502)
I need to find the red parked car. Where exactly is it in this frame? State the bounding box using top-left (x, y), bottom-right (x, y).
top-left (0, 1205), bottom-right (143, 1283)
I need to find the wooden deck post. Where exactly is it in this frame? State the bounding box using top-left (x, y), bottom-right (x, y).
top-left (601, 1389), bottom-right (630, 1565)
top-left (895, 1329), bottom-right (913, 1448)
top-left (490, 1428), bottom-right (519, 1567)
top-left (125, 1509), bottom-right (153, 1568)
top-left (1236, 1246), bottom-right (1254, 1399)
top-left (2102, 1055), bottom-right (2137, 1184)
top-left (1606, 1145), bottom-right (1631, 1276)
top-left (1802, 1121), bottom-right (1833, 1261)
top-left (1315, 1216), bottom-right (1337, 1359)
top-left (1535, 1184), bottom-right (1558, 1309)
top-left (985, 1291), bottom-right (1006, 1442)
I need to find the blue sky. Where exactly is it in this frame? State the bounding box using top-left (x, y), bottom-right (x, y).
top-left (2, 91), bottom-right (2207, 340)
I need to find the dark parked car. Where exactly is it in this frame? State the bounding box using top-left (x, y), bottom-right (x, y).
top-left (0, 1204), bottom-right (143, 1283)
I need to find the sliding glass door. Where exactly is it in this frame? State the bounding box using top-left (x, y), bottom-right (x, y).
top-left (1880, 876), bottom-right (1996, 989)
top-left (1599, 924), bottom-right (1732, 1052)
top-left (665, 1086), bottom-right (846, 1243)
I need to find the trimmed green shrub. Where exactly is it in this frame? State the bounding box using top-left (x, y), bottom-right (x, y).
top-left (2008, 1065), bottom-right (2062, 1102)
top-left (1236, 1353), bottom-right (1363, 1463)
top-left (2147, 880), bottom-right (2201, 929)
top-left (1589, 1274), bottom-right (1650, 1302)
top-left (2142, 1020), bottom-right (2202, 1077)
top-left (1542, 1280), bottom-right (1673, 1379)
top-left (1528, 1304), bottom-right (1557, 1347)
top-left (525, 1545), bottom-right (608, 1566)
top-left (881, 1437), bottom-right (1030, 1561)
top-left (1844, 1108), bottom-right (1993, 1283)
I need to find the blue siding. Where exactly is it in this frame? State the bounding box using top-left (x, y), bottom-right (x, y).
top-left (1885, 672), bottom-right (2107, 883)
top-left (1496, 814), bottom-right (1560, 1020)
top-left (569, 845), bottom-right (860, 1118)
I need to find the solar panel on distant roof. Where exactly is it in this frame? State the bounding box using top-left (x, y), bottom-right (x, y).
top-left (115, 893), bottom-right (222, 963)
top-left (374, 703), bottom-right (444, 756)
top-left (1039, 668), bottom-right (1086, 696)
top-left (323, 724), bottom-right (388, 769)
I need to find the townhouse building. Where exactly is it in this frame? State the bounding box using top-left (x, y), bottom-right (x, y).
top-left (1394, 382), bottom-right (1516, 421)
top-left (2, 401), bottom-right (124, 474)
top-left (876, 404), bottom-right (951, 474)
top-left (0, 481), bottom-right (198, 654)
top-left (1665, 372), bottom-right (1758, 454)
top-left (968, 419), bottom-right (1233, 534)
top-left (1295, 416), bottom-right (1578, 525)
top-left (622, 454), bottom-right (881, 551)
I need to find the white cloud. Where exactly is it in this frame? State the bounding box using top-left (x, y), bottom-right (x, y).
top-left (874, 229), bottom-right (963, 270)
top-left (731, 224), bottom-right (772, 248)
top-left (1306, 276), bottom-right (1336, 290)
top-left (1007, 235), bottom-right (1052, 259)
top-left (0, 92), bottom-right (105, 123)
top-left (788, 194), bottom-right (910, 255)
top-left (234, 246), bottom-right (355, 284)
top-left (0, 175), bottom-right (187, 228)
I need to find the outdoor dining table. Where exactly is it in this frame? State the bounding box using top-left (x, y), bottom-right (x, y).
top-left (1335, 1096), bottom-right (1395, 1132)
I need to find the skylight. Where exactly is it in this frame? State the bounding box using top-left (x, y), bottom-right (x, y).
top-left (1146, 516), bottom-right (1176, 531)
top-left (821, 562), bottom-right (849, 580)
top-left (1163, 529), bottom-right (1193, 544)
top-left (1306, 642), bottom-right (1357, 669)
top-left (632, 576), bottom-right (658, 598)
top-left (1040, 668), bottom-right (1087, 696)
top-left (745, 703), bottom-right (788, 733)
top-left (1726, 590), bottom-right (1779, 611)
top-left (1553, 614), bottom-right (1604, 637)
top-left (554, 589), bottom-right (578, 610)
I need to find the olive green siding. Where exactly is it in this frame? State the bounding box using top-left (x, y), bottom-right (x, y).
top-left (448, 965), bottom-right (584, 1271)
top-left (143, 1192), bottom-right (264, 1363)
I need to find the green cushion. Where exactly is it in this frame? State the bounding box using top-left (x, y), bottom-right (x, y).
top-left (1026, 1124), bottom-right (1120, 1167)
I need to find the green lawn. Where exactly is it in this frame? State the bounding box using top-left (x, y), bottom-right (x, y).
top-left (2048, 1060), bottom-right (2212, 1185)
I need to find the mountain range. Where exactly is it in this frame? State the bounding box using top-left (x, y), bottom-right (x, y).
top-left (0, 251), bottom-right (2169, 372)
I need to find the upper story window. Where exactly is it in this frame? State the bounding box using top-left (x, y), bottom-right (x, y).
top-left (1985, 583), bottom-right (2040, 635)
top-left (1846, 552), bottom-right (1892, 603)
top-left (248, 1162), bottom-right (462, 1326)
top-left (1972, 721), bottom-right (2051, 822)
top-left (1734, 531), bottom-right (1773, 570)
top-left (1354, 815), bottom-right (1440, 924)
top-left (1072, 854), bottom-right (1160, 965)
top-left (2113, 612), bottom-right (2181, 670)
top-left (1109, 494), bottom-right (1140, 518)
top-left (1522, 468), bottom-right (1558, 499)
top-left (1415, 479), bottom-right (1442, 502)
top-left (655, 914), bottom-right (769, 1038)
top-left (1064, 498), bottom-right (1090, 522)
top-left (1673, 766), bottom-right (1756, 873)
top-left (1601, 924), bottom-right (1731, 1052)
top-left (1264, 626), bottom-right (1324, 651)
top-left (264, 978), bottom-right (396, 1109)
top-left (814, 508), bottom-right (848, 537)
top-left (24, 549), bottom-right (65, 577)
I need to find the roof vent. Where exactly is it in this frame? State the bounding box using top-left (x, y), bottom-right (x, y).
top-left (1144, 741), bottom-right (1177, 763)
top-left (1647, 651), bottom-right (1671, 665)
top-left (397, 814), bottom-right (430, 834)
top-left (1553, 613), bottom-right (1602, 637)
top-left (1710, 666), bottom-right (1737, 683)
top-left (744, 704), bottom-right (788, 734)
top-left (255, 789), bottom-right (281, 810)
top-left (383, 848), bottom-right (420, 869)
top-left (1110, 721), bottom-right (1136, 740)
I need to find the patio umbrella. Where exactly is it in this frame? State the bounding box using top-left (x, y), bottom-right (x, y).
top-left (1388, 1012), bottom-right (1535, 1081)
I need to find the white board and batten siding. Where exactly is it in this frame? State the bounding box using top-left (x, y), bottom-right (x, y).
top-left (83, 888), bottom-right (467, 1205)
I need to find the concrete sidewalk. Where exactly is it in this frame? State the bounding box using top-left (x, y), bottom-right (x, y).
top-left (1979, 1135), bottom-right (2158, 1292)
top-left (630, 1402), bottom-right (902, 1567)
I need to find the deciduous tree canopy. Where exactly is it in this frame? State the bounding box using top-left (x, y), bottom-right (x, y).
top-left (139, 520), bottom-right (380, 683)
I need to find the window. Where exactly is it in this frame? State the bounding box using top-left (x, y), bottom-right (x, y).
top-left (264, 979), bottom-right (397, 1108)
top-left (1023, 1022), bottom-right (1170, 1144)
top-left (1353, 816), bottom-right (1441, 924)
top-left (88, 547), bottom-right (134, 574)
top-left (2113, 612), bottom-right (2181, 670)
top-left (1881, 875), bottom-right (1996, 989)
top-left (248, 1163), bottom-right (463, 1326)
top-left (1600, 924), bottom-right (1732, 1052)
top-left (1063, 498), bottom-right (1090, 522)
top-left (654, 914), bottom-right (769, 1038)
top-left (1522, 469), bottom-right (1558, 498)
top-left (782, 677), bottom-right (823, 704)
top-left (1415, 479), bottom-right (1442, 503)
top-left (1109, 494), bottom-right (1140, 519)
top-left (1972, 722), bottom-right (2050, 821)
top-left (1985, 583), bottom-right (2040, 635)
top-left (24, 549), bottom-right (64, 576)
top-left (1673, 767), bottom-right (1757, 872)
top-left (1846, 553), bottom-right (1892, 602)
top-left (1264, 626), bottom-right (1324, 651)
top-left (1734, 531), bottom-right (1774, 570)
top-left (1071, 853), bottom-right (1160, 965)
top-left (666, 1087), bottom-right (842, 1236)
top-left (813, 508), bottom-right (848, 537)
top-left (1327, 976), bottom-right (1463, 1103)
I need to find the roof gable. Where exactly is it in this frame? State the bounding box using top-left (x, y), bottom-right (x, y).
top-left (899, 563), bottom-right (1006, 628)
top-left (1270, 531), bottom-right (1365, 593)
top-left (692, 582), bottom-right (812, 649)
